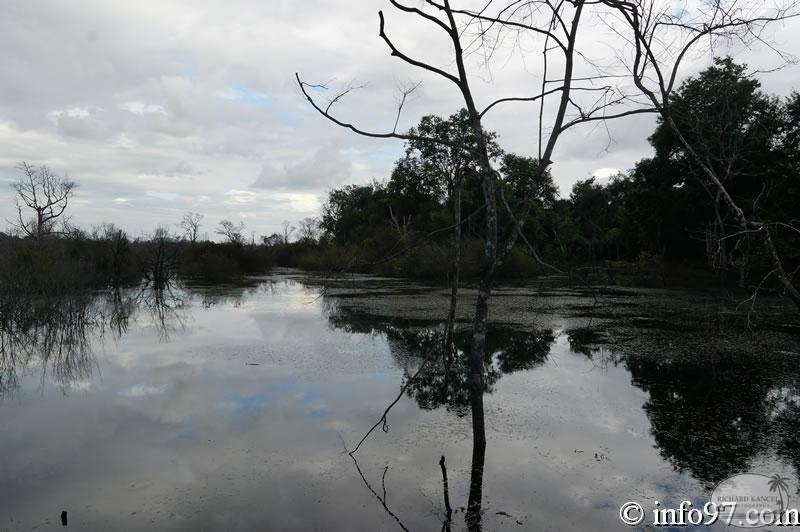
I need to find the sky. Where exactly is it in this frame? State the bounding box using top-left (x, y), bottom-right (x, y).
top-left (0, 0), bottom-right (798, 240)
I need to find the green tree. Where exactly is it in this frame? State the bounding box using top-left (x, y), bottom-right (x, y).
top-left (320, 182), bottom-right (389, 245)
top-left (641, 58), bottom-right (799, 292)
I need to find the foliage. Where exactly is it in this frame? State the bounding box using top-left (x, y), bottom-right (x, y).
top-left (2, 60), bottom-right (798, 291)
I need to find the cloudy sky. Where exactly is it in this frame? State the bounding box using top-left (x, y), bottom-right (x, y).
top-left (1, 1), bottom-right (798, 239)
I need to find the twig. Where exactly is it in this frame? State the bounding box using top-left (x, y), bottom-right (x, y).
top-left (348, 355), bottom-right (436, 456)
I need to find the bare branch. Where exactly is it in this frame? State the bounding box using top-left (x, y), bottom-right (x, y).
top-left (378, 10), bottom-right (461, 85)
top-left (296, 73), bottom-right (461, 148)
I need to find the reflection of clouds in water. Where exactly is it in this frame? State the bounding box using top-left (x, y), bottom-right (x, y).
top-left (3, 276), bottom-right (800, 531)
top-left (120, 384), bottom-right (167, 398)
top-left (767, 386), bottom-right (800, 420)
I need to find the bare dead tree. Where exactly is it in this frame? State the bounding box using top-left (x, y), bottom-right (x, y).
top-left (598, 0), bottom-right (800, 310)
top-left (179, 211), bottom-right (204, 245)
top-left (8, 162), bottom-right (77, 240)
top-left (295, 2), bottom-right (800, 526)
top-left (282, 220), bottom-right (296, 244)
top-left (297, 217), bottom-right (321, 243)
top-left (297, 4), bottom-right (666, 498)
top-left (216, 219), bottom-right (246, 244)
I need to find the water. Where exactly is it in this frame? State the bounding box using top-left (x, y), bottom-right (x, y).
top-left (2, 271), bottom-right (799, 531)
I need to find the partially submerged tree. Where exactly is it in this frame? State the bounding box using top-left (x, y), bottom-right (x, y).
top-left (9, 162), bottom-right (77, 239)
top-left (143, 226), bottom-right (180, 289)
top-left (599, 0), bottom-right (800, 309)
top-left (401, 111), bottom-right (502, 363)
top-left (93, 223), bottom-right (133, 287)
top-left (298, 0), bottom-right (798, 525)
top-left (298, 6), bottom-right (645, 499)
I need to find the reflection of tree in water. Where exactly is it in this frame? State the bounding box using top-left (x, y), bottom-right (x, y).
top-left (770, 392), bottom-right (800, 489)
top-left (0, 293), bottom-right (97, 396)
top-left (566, 327), bottom-right (609, 357)
top-left (190, 278), bottom-right (280, 309)
top-left (323, 294), bottom-right (557, 529)
top-left (142, 278), bottom-right (287, 333)
top-left (323, 300), bottom-right (554, 414)
top-left (100, 287), bottom-right (136, 338)
top-left (0, 278), bottom-right (284, 395)
top-left (324, 289), bottom-right (800, 528)
top-left (571, 324), bottom-right (800, 487)
top-left (0, 280), bottom-right (185, 394)
top-left (626, 355), bottom-right (777, 486)
top-left (391, 327), bottom-right (554, 415)
top-left (135, 280), bottom-right (187, 341)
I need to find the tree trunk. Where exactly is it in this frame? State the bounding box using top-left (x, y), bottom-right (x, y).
top-left (664, 114), bottom-right (800, 313)
top-left (439, 456), bottom-right (453, 529)
top-left (468, 164), bottom-right (498, 453)
top-left (444, 177), bottom-right (462, 377)
top-left (762, 226), bottom-right (800, 311)
top-left (466, 395), bottom-right (486, 532)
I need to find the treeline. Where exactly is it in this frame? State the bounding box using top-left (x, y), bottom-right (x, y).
top-left (0, 225), bottom-right (274, 294)
top-left (2, 58), bottom-right (799, 291)
top-left (274, 58), bottom-right (800, 286)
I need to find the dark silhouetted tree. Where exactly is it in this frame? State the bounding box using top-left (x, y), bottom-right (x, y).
top-left (9, 162), bottom-right (77, 239)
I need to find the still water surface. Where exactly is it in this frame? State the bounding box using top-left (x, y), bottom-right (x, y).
top-left (2, 272), bottom-right (799, 531)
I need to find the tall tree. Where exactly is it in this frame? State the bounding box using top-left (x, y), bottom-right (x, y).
top-left (401, 110), bottom-right (502, 363)
top-left (297, 1), bottom-right (795, 524)
top-left (603, 1), bottom-right (800, 309)
top-left (320, 182), bottom-right (389, 245)
top-left (651, 59), bottom-right (784, 268)
top-left (298, 4), bottom-right (624, 527)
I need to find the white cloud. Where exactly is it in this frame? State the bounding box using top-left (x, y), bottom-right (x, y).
top-left (224, 189), bottom-right (259, 205)
top-left (120, 384), bottom-right (167, 397)
top-left (118, 102), bottom-right (167, 116)
top-left (0, 0), bottom-right (797, 236)
top-left (592, 168), bottom-right (622, 180)
top-left (252, 143), bottom-right (353, 190)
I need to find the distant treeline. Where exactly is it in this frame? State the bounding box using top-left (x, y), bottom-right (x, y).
top-left (2, 58), bottom-right (799, 291)
top-left (0, 227), bottom-right (273, 294)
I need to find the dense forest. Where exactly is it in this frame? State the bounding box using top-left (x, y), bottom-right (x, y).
top-left (291, 59), bottom-right (800, 284)
top-left (2, 59), bottom-right (799, 294)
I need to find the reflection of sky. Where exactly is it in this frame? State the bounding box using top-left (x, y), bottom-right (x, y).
top-left (1, 278), bottom-right (795, 531)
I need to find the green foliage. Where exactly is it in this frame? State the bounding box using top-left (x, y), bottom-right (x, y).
top-left (180, 241), bottom-right (272, 283)
top-left (2, 60), bottom-right (797, 290)
top-left (181, 244), bottom-right (242, 283)
top-left (320, 181), bottom-right (391, 245)
top-left (307, 60), bottom-right (800, 286)
top-left (0, 229), bottom-right (274, 294)
top-left (309, 109), bottom-right (563, 281)
top-left (500, 153), bottom-right (557, 208)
